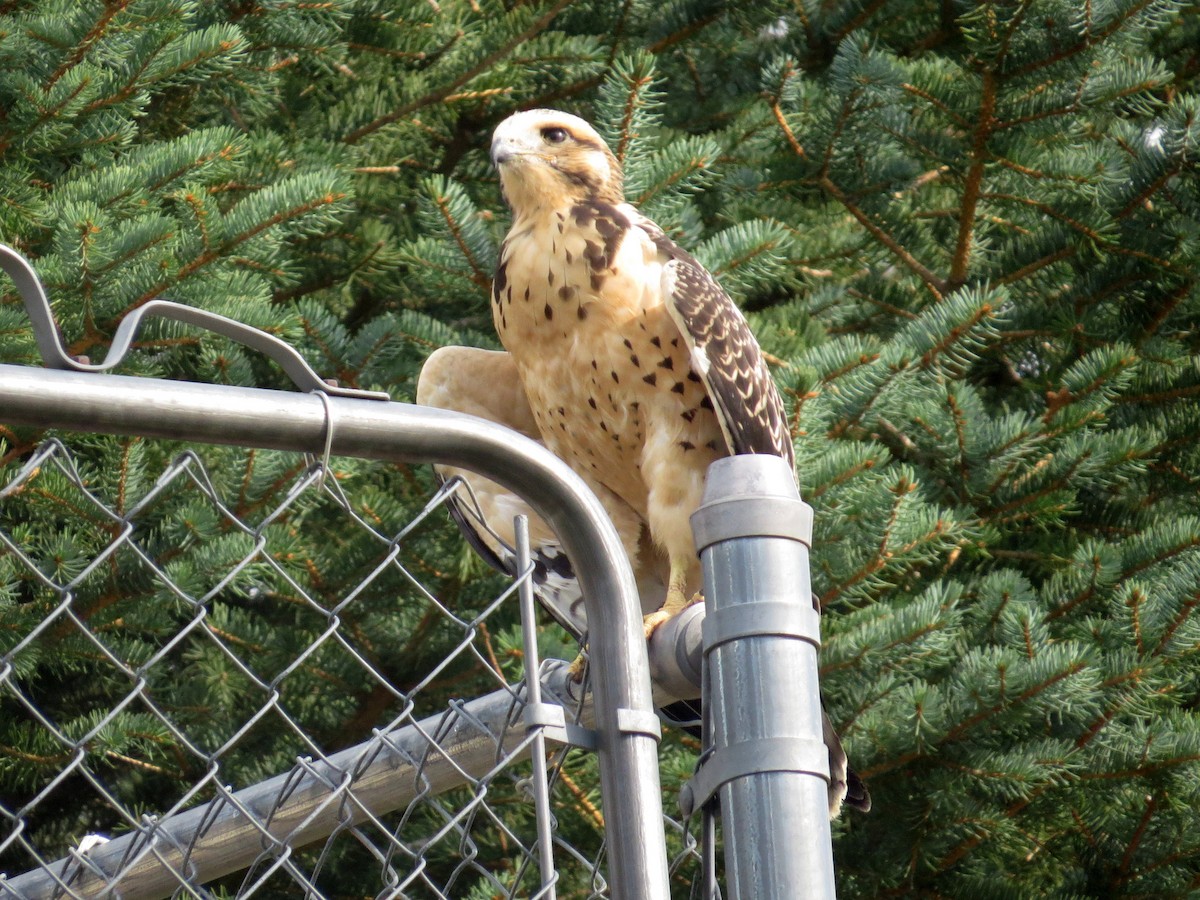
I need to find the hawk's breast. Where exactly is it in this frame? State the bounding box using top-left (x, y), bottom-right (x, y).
top-left (492, 201), bottom-right (726, 518)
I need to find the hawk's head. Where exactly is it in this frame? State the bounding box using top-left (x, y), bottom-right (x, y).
top-left (491, 109), bottom-right (623, 213)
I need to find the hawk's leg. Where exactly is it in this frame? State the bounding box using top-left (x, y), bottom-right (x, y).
top-left (569, 565), bottom-right (695, 681)
top-left (642, 556), bottom-right (702, 639)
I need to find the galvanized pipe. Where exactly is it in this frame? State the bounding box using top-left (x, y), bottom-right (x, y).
top-left (0, 363), bottom-right (669, 900)
top-left (689, 455), bottom-right (836, 899)
top-left (515, 515), bottom-right (558, 899)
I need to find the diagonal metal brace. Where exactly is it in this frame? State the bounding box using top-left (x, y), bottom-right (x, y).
top-left (0, 243), bottom-right (388, 401)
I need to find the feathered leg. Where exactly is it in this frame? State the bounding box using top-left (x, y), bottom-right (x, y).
top-left (642, 555), bottom-right (701, 638)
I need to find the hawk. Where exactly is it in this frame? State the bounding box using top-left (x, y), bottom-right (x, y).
top-left (488, 108), bottom-right (793, 635)
top-left (416, 345), bottom-right (867, 816)
top-left (418, 108), bottom-right (868, 816)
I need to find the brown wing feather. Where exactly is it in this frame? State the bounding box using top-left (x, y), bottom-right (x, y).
top-left (636, 216), bottom-right (794, 468)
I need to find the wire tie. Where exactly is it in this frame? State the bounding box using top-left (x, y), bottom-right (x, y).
top-left (314, 389), bottom-right (336, 489)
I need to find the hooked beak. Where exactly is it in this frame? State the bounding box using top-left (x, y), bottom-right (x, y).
top-left (490, 137), bottom-right (517, 168)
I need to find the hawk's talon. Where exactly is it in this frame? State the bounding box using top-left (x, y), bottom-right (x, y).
top-left (642, 607), bottom-right (673, 640)
top-left (643, 589), bottom-right (703, 640)
top-left (567, 650), bottom-right (588, 682)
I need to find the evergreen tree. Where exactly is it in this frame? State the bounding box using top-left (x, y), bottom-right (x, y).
top-left (2, 0), bottom-right (1199, 896)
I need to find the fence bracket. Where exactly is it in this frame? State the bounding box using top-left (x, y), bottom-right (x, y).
top-left (679, 736), bottom-right (830, 817)
top-left (522, 700), bottom-right (597, 750)
top-left (617, 707), bottom-right (663, 740)
top-left (701, 601), bottom-right (822, 651)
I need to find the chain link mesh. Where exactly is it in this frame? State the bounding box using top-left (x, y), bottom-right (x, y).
top-left (0, 437), bottom-right (703, 899)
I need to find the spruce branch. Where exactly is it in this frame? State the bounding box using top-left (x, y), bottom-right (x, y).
top-left (948, 69), bottom-right (996, 289)
top-left (1116, 162), bottom-right (1188, 220)
top-left (1117, 382), bottom-right (1200, 407)
top-left (916, 296), bottom-right (998, 371)
top-left (1041, 346), bottom-right (1139, 426)
top-left (994, 75), bottom-right (1165, 129)
top-left (827, 365), bottom-right (907, 438)
top-left (1079, 752), bottom-right (1200, 781)
top-left (1119, 792), bottom-right (1161, 878)
top-left (557, 765), bottom-right (606, 830)
top-left (1122, 531), bottom-right (1200, 583)
top-left (945, 389), bottom-right (972, 493)
top-left (765, 59), bottom-right (809, 158)
top-left (845, 286), bottom-right (920, 320)
top-left (839, 0), bottom-right (894, 38)
top-left (945, 661), bottom-right (1090, 744)
top-left (81, 25), bottom-right (248, 117)
top-left (1155, 593), bottom-right (1200, 657)
top-left (901, 81), bottom-right (968, 128)
top-left (1136, 282), bottom-right (1193, 346)
top-left (103, 187), bottom-right (347, 329)
top-left (0, 75), bottom-right (90, 156)
top-left (1075, 699), bottom-right (1123, 750)
top-left (1008, 0), bottom-right (1163, 79)
top-left (932, 792), bottom-right (1041, 874)
top-left (994, 155), bottom-right (1094, 184)
top-left (769, 98), bottom-right (808, 160)
top-left (43, 0), bottom-right (128, 91)
top-left (873, 416), bottom-right (922, 461)
top-left (428, 184), bottom-right (490, 291)
top-left (985, 464), bottom-right (1081, 527)
top-left (995, 245), bottom-right (1076, 286)
top-left (645, 11), bottom-right (723, 54)
top-left (983, 191), bottom-right (1110, 245)
top-left (341, 0), bottom-right (574, 145)
top-left (804, 452), bottom-right (880, 501)
top-left (818, 174), bottom-right (948, 300)
top-left (611, 68), bottom-right (654, 168)
top-left (820, 473), bottom-right (952, 607)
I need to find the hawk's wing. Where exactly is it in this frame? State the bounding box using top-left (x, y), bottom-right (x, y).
top-left (634, 213), bottom-right (795, 468)
top-left (628, 216), bottom-right (873, 812)
top-left (416, 345), bottom-right (668, 632)
top-left (416, 346), bottom-right (588, 637)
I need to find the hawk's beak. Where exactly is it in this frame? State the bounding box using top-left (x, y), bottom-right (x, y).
top-left (491, 138), bottom-right (517, 168)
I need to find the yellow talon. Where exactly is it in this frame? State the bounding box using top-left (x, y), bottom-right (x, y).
top-left (567, 649), bottom-right (589, 682)
top-left (643, 587), bottom-right (703, 640)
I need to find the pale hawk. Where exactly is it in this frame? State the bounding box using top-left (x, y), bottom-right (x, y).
top-left (436, 108), bottom-right (871, 816)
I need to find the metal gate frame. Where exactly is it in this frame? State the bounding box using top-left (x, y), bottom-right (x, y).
top-left (0, 361), bottom-right (671, 899)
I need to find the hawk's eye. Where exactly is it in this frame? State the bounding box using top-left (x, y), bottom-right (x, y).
top-left (541, 127), bottom-right (569, 144)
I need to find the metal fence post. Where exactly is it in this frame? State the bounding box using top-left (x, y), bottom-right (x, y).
top-left (688, 455), bottom-right (836, 899)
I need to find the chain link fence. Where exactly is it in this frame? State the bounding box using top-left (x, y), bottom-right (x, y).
top-left (0, 432), bottom-right (704, 898)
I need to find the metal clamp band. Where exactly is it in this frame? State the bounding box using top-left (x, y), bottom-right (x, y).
top-left (523, 701), bottom-right (597, 750)
top-left (701, 601), bottom-right (822, 652)
top-left (690, 495), bottom-right (813, 554)
top-left (523, 701), bottom-right (567, 731)
top-left (679, 737), bottom-right (830, 817)
top-left (617, 707), bottom-right (663, 741)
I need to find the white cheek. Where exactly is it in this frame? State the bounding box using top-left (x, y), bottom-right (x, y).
top-left (583, 150), bottom-right (610, 185)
